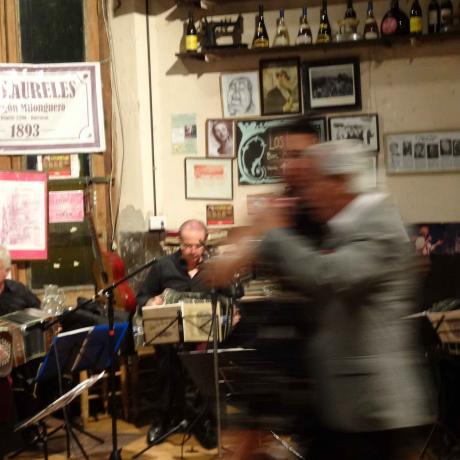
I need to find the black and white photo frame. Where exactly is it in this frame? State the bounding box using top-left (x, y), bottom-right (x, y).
top-left (328, 114), bottom-right (379, 151)
top-left (302, 58), bottom-right (361, 113)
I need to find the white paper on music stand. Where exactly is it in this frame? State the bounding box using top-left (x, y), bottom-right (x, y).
top-left (181, 302), bottom-right (221, 343)
top-left (142, 304), bottom-right (181, 345)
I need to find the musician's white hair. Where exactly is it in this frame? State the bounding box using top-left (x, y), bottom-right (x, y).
top-left (304, 140), bottom-right (374, 193)
top-left (0, 245), bottom-right (11, 270)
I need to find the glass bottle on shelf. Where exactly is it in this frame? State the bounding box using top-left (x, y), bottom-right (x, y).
top-left (317, 0), bottom-right (332, 43)
top-left (185, 11), bottom-right (198, 53)
top-left (428, 0), bottom-right (441, 32)
top-left (410, 0), bottom-right (423, 33)
top-left (296, 6), bottom-right (313, 45)
top-left (252, 4), bottom-right (270, 48)
top-left (344, 0), bottom-right (357, 19)
top-left (363, 0), bottom-right (379, 38)
top-left (273, 8), bottom-right (290, 46)
top-left (380, 0), bottom-right (410, 35)
top-left (440, 0), bottom-right (453, 30)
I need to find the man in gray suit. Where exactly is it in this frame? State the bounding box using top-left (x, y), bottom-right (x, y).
top-left (205, 137), bottom-right (435, 459)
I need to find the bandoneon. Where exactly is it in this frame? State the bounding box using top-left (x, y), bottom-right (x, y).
top-left (0, 308), bottom-right (56, 367)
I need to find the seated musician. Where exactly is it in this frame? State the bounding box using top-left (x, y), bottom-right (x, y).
top-left (0, 244), bottom-right (43, 450)
top-left (137, 219), bottom-right (217, 449)
top-left (0, 245), bottom-right (40, 316)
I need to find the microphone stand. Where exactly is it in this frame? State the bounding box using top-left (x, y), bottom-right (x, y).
top-left (210, 285), bottom-right (223, 459)
top-left (42, 258), bottom-right (157, 460)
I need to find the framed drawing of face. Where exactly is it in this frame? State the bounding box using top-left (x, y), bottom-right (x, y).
top-left (220, 71), bottom-right (261, 118)
top-left (206, 119), bottom-right (235, 158)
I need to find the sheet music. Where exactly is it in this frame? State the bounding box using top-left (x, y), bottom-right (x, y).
top-left (181, 301), bottom-right (221, 343)
top-left (142, 304), bottom-right (181, 345)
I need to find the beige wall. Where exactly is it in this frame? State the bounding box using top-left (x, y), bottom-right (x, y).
top-left (111, 0), bottom-right (460, 232)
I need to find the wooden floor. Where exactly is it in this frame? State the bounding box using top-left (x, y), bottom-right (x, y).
top-left (5, 416), bottom-right (443, 460)
top-left (6, 417), bottom-right (297, 460)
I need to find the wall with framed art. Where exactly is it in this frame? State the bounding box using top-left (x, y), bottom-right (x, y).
top-left (102, 5), bottom-right (460, 233)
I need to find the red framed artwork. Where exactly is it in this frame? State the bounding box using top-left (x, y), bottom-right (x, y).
top-left (0, 171), bottom-right (48, 260)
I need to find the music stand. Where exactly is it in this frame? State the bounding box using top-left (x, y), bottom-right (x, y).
top-left (11, 323), bottom-right (128, 460)
top-left (10, 372), bottom-right (105, 460)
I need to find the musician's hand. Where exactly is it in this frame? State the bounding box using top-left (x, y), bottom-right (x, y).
top-left (146, 295), bottom-right (163, 306)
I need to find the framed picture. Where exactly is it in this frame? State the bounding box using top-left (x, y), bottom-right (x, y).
top-left (328, 114), bottom-right (379, 151)
top-left (185, 157), bottom-right (233, 200)
top-left (302, 58), bottom-right (361, 112)
top-left (206, 119), bottom-right (235, 158)
top-left (236, 117), bottom-right (327, 185)
top-left (220, 71), bottom-right (261, 118)
top-left (385, 130), bottom-right (460, 174)
top-left (260, 58), bottom-right (301, 116)
top-left (206, 204), bottom-right (234, 226)
top-left (0, 171), bottom-right (48, 260)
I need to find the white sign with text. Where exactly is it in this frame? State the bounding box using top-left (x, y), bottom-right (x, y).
top-left (0, 62), bottom-right (105, 154)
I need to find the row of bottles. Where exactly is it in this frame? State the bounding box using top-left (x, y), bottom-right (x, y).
top-left (183, 0), bottom-right (458, 53)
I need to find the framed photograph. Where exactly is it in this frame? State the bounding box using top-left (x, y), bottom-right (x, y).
top-left (302, 58), bottom-right (361, 112)
top-left (385, 130), bottom-right (460, 174)
top-left (260, 58), bottom-right (301, 116)
top-left (185, 157), bottom-right (233, 200)
top-left (236, 117), bottom-right (327, 185)
top-left (328, 114), bottom-right (379, 151)
top-left (206, 119), bottom-right (235, 158)
top-left (220, 71), bottom-right (261, 118)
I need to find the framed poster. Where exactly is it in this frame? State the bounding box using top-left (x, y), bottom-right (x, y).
top-left (328, 114), bottom-right (379, 151)
top-left (236, 117), bottom-right (327, 185)
top-left (220, 71), bottom-right (261, 118)
top-left (206, 119), bottom-right (235, 158)
top-left (0, 171), bottom-right (48, 260)
top-left (185, 158), bottom-right (233, 200)
top-left (385, 130), bottom-right (460, 173)
top-left (206, 204), bottom-right (234, 226)
top-left (302, 58), bottom-right (361, 112)
top-left (260, 58), bottom-right (301, 116)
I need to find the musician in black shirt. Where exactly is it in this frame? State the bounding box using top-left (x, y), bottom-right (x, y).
top-left (0, 245), bottom-right (40, 316)
top-left (137, 219), bottom-right (217, 449)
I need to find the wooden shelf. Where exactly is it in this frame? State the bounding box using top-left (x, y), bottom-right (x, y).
top-left (175, 31), bottom-right (460, 62)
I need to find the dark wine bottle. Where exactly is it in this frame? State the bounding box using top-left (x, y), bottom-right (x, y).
top-left (364, 0), bottom-right (379, 38)
top-left (185, 11), bottom-right (198, 52)
top-left (345, 0), bottom-right (357, 19)
top-left (317, 0), bottom-right (332, 43)
top-left (381, 0), bottom-right (410, 35)
top-left (440, 0), bottom-right (453, 29)
top-left (410, 0), bottom-right (423, 34)
top-left (428, 0), bottom-right (441, 32)
top-left (253, 4), bottom-right (270, 48)
top-left (296, 6), bottom-right (313, 44)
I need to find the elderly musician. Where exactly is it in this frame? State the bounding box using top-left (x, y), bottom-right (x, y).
top-left (203, 136), bottom-right (435, 460)
top-left (137, 219), bottom-right (217, 449)
top-left (0, 245), bottom-right (40, 315)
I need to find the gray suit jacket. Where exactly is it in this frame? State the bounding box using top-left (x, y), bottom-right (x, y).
top-left (259, 192), bottom-right (435, 432)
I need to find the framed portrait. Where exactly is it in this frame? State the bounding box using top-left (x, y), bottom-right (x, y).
top-left (328, 114), bottom-right (379, 151)
top-left (185, 157), bottom-right (233, 200)
top-left (385, 130), bottom-right (460, 174)
top-left (206, 119), bottom-right (235, 158)
top-left (220, 71), bottom-right (261, 118)
top-left (236, 116), bottom-right (327, 185)
top-left (302, 58), bottom-right (361, 112)
top-left (260, 58), bottom-right (301, 116)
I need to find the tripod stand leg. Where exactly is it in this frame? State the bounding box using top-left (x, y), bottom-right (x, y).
top-left (67, 425), bottom-right (90, 460)
top-left (72, 421), bottom-right (105, 444)
top-left (41, 421), bottom-right (49, 460)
